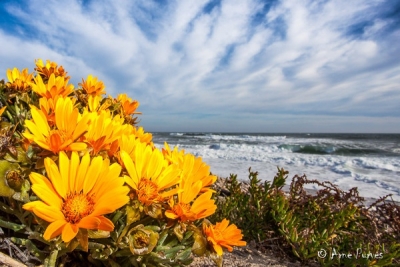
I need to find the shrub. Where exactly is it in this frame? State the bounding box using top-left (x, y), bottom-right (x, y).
top-left (211, 168), bottom-right (400, 266)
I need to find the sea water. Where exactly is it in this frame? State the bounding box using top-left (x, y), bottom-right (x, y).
top-left (152, 133), bottom-right (400, 202)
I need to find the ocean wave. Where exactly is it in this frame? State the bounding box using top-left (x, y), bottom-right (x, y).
top-left (279, 144), bottom-right (335, 155)
top-left (169, 132), bottom-right (184, 136)
top-left (193, 134), bottom-right (286, 142)
top-left (392, 148), bottom-right (400, 154)
top-left (278, 143), bottom-right (386, 156)
top-left (153, 132), bottom-right (400, 201)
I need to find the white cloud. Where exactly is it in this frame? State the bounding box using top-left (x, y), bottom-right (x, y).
top-left (0, 0), bottom-right (399, 132)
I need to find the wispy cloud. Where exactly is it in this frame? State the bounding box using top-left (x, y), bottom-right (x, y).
top-left (1, 0), bottom-right (399, 132)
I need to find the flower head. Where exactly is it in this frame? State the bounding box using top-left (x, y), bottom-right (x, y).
top-left (165, 153), bottom-right (217, 222)
top-left (30, 73), bottom-right (74, 101)
top-left (23, 97), bottom-right (89, 153)
top-left (23, 151), bottom-right (129, 242)
top-left (79, 75), bottom-right (106, 96)
top-left (6, 68), bottom-right (33, 91)
top-left (163, 145), bottom-right (217, 193)
top-left (117, 93), bottom-right (140, 116)
top-left (203, 219), bottom-right (246, 256)
top-left (35, 59), bottom-right (69, 80)
top-left (121, 142), bottom-right (180, 206)
top-left (84, 110), bottom-right (124, 155)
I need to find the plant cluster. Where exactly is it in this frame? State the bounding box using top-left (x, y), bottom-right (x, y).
top-left (0, 60), bottom-right (246, 267)
top-left (211, 168), bottom-right (400, 267)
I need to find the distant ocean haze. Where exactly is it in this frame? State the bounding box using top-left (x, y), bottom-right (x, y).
top-left (152, 133), bottom-right (400, 202)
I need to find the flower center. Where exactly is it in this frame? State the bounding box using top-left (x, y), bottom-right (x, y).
top-left (62, 192), bottom-right (95, 224)
top-left (48, 130), bottom-right (71, 152)
top-left (137, 178), bottom-right (160, 206)
top-left (132, 232), bottom-right (150, 248)
top-left (173, 203), bottom-right (193, 221)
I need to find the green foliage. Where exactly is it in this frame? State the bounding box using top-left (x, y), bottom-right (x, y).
top-left (212, 168), bottom-right (400, 267)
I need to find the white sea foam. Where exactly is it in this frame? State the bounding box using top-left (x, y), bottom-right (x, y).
top-left (193, 134), bottom-right (287, 142)
top-left (170, 132), bottom-right (184, 136)
top-left (153, 133), bottom-right (400, 201)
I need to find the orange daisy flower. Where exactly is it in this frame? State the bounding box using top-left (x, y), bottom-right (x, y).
top-left (6, 67), bottom-right (33, 91)
top-left (35, 59), bottom-right (69, 80)
top-left (23, 97), bottom-right (89, 153)
top-left (203, 219), bottom-right (246, 256)
top-left (163, 144), bottom-right (217, 193)
top-left (23, 151), bottom-right (129, 242)
top-left (79, 75), bottom-right (106, 96)
top-left (122, 125), bottom-right (153, 145)
top-left (120, 143), bottom-right (180, 206)
top-left (30, 73), bottom-right (74, 101)
top-left (116, 93), bottom-right (140, 116)
top-left (165, 153), bottom-right (217, 222)
top-left (84, 110), bottom-right (124, 155)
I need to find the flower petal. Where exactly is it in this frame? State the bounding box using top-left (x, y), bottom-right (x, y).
top-left (58, 151), bottom-right (70, 194)
top-left (69, 151), bottom-right (80, 192)
top-left (97, 216), bottom-right (114, 231)
top-left (31, 184), bottom-right (62, 208)
top-left (30, 106), bottom-right (50, 135)
top-left (75, 153), bottom-right (90, 191)
top-left (43, 220), bottom-right (66, 240)
top-left (62, 223), bottom-right (79, 243)
top-left (83, 155), bottom-right (102, 194)
top-left (121, 151), bottom-right (139, 190)
top-left (45, 157), bottom-right (66, 198)
top-left (92, 187), bottom-right (129, 216)
top-left (77, 216), bottom-right (101, 229)
top-left (30, 201), bottom-right (65, 222)
top-left (165, 210), bottom-right (179, 220)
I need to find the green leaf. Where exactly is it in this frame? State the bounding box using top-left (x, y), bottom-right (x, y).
top-left (3, 146), bottom-right (30, 164)
top-left (176, 247), bottom-right (192, 261)
top-left (126, 201), bottom-right (142, 225)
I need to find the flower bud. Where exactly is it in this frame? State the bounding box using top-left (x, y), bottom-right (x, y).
top-left (5, 170), bottom-right (24, 191)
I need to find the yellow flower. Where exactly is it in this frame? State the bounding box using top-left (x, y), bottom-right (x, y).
top-left (120, 143), bottom-right (180, 206)
top-left (84, 110), bottom-right (124, 155)
top-left (30, 73), bottom-right (74, 101)
top-left (23, 97), bottom-right (89, 153)
top-left (35, 59), bottom-right (69, 80)
top-left (162, 142), bottom-right (185, 165)
top-left (6, 67), bottom-right (33, 91)
top-left (111, 126), bottom-right (153, 164)
top-left (23, 151), bottom-right (129, 243)
top-left (165, 153), bottom-right (217, 222)
top-left (117, 93), bottom-right (140, 116)
top-left (203, 219), bottom-right (246, 256)
top-left (121, 125), bottom-right (153, 145)
top-left (87, 95), bottom-right (101, 112)
top-left (165, 191), bottom-right (216, 222)
top-left (163, 144), bottom-right (217, 193)
top-left (79, 75), bottom-right (106, 96)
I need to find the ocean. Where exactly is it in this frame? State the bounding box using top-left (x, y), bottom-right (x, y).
top-left (152, 132), bottom-right (400, 202)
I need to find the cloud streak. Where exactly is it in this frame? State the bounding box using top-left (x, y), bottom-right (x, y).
top-left (1, 0), bottom-right (399, 132)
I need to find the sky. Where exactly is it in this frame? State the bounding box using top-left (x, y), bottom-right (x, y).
top-left (0, 0), bottom-right (399, 133)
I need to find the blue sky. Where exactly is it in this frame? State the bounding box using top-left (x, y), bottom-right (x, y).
top-left (1, 0), bottom-right (399, 133)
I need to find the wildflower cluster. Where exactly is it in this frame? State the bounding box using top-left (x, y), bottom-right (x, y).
top-left (0, 60), bottom-right (245, 267)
